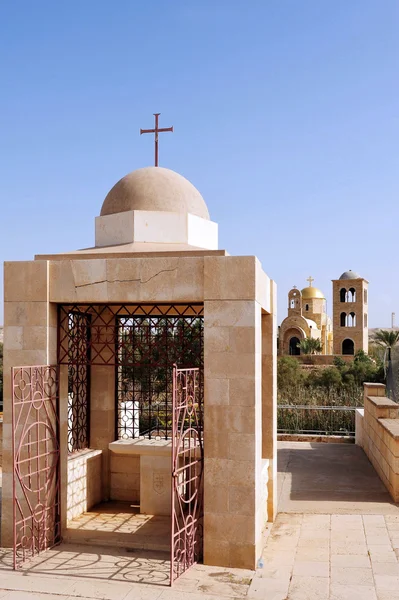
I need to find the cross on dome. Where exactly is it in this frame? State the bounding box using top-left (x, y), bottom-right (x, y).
top-left (140, 113), bottom-right (173, 167)
top-left (307, 276), bottom-right (314, 287)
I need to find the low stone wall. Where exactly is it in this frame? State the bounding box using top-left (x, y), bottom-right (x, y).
top-left (110, 453), bottom-right (140, 503)
top-left (67, 449), bottom-right (102, 522)
top-left (293, 355), bottom-right (353, 366)
top-left (357, 383), bottom-right (399, 502)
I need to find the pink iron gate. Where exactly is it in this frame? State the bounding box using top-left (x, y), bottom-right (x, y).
top-left (12, 366), bottom-right (61, 569)
top-left (171, 366), bottom-right (204, 584)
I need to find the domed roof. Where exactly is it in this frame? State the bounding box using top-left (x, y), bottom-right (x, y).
top-left (301, 286), bottom-right (325, 299)
top-left (100, 166), bottom-right (210, 220)
top-left (339, 270), bottom-right (361, 280)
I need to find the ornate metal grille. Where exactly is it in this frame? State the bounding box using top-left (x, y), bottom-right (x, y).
top-left (67, 312), bottom-right (91, 453)
top-left (12, 366), bottom-right (61, 569)
top-left (58, 304), bottom-right (204, 440)
top-left (171, 366), bottom-right (203, 584)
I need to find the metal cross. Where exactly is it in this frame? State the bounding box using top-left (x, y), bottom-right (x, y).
top-left (307, 276), bottom-right (314, 287)
top-left (140, 113), bottom-right (173, 167)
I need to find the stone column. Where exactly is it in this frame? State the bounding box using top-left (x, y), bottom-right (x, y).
top-left (90, 308), bottom-right (115, 501)
top-left (203, 256), bottom-right (268, 570)
top-left (2, 261), bottom-right (57, 547)
top-left (262, 279), bottom-right (278, 522)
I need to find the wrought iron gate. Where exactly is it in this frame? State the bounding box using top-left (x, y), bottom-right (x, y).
top-left (171, 366), bottom-right (204, 584)
top-left (12, 366), bottom-right (61, 569)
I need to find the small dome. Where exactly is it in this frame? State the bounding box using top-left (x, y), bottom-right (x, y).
top-left (339, 270), bottom-right (361, 280)
top-left (301, 286), bottom-right (325, 299)
top-left (101, 166), bottom-right (210, 219)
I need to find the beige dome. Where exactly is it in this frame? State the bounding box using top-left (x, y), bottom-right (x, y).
top-left (101, 166), bottom-right (210, 220)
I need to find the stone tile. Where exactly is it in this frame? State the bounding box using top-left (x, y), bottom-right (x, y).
top-left (366, 535), bottom-right (392, 546)
top-left (247, 576), bottom-right (290, 600)
top-left (331, 554), bottom-right (371, 568)
top-left (330, 583), bottom-right (377, 600)
top-left (330, 542), bottom-right (368, 556)
top-left (301, 514), bottom-right (330, 529)
top-left (292, 561), bottom-right (329, 577)
top-left (287, 575), bottom-right (329, 599)
top-left (372, 562), bottom-right (399, 576)
top-left (374, 574), bottom-right (399, 591)
top-left (159, 592), bottom-right (215, 600)
top-left (299, 528), bottom-right (329, 540)
top-left (363, 515), bottom-right (387, 528)
top-left (256, 564), bottom-right (292, 580)
top-left (297, 537), bottom-right (330, 550)
top-left (331, 566), bottom-right (374, 586)
top-left (295, 546), bottom-right (329, 561)
top-left (370, 552), bottom-right (398, 564)
top-left (64, 578), bottom-right (134, 599)
top-left (377, 592), bottom-right (399, 600)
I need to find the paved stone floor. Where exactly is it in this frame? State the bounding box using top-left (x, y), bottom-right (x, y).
top-left (0, 442), bottom-right (398, 599)
top-left (65, 502), bottom-right (170, 551)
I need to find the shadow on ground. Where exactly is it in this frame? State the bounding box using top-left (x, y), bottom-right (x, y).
top-left (278, 441), bottom-right (399, 514)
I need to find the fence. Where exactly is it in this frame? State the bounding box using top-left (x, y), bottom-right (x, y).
top-left (278, 405), bottom-right (357, 437)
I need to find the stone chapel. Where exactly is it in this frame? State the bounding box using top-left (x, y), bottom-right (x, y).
top-left (279, 270), bottom-right (369, 357)
top-left (2, 163), bottom-right (277, 579)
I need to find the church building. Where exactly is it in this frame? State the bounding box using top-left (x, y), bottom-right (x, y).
top-left (279, 270), bottom-right (368, 356)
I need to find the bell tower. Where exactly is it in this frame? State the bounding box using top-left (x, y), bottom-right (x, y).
top-left (288, 287), bottom-right (302, 316)
top-left (332, 270), bottom-right (369, 355)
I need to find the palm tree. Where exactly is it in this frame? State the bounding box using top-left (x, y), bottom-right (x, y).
top-left (373, 330), bottom-right (399, 361)
top-left (297, 337), bottom-right (323, 355)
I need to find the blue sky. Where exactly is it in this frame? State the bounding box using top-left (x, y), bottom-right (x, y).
top-left (0, 1), bottom-right (398, 327)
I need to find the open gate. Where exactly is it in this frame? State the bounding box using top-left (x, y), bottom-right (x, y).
top-left (171, 366), bottom-right (204, 585)
top-left (12, 366), bottom-right (61, 569)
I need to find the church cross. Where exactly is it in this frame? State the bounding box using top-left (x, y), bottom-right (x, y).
top-left (307, 276), bottom-right (314, 287)
top-left (140, 113), bottom-right (173, 167)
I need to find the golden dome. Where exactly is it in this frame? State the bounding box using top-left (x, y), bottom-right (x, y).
top-left (301, 286), bottom-right (325, 299)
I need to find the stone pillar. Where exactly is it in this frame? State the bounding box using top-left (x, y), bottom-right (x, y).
top-left (90, 308), bottom-right (115, 501)
top-left (262, 280), bottom-right (278, 522)
top-left (2, 261), bottom-right (57, 547)
top-left (203, 256), bottom-right (267, 570)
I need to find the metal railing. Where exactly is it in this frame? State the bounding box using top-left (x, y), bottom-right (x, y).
top-left (278, 405), bottom-right (358, 437)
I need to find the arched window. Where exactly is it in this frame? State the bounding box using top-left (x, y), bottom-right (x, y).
top-left (348, 287), bottom-right (356, 302)
top-left (364, 313), bottom-right (368, 327)
top-left (340, 312), bottom-right (347, 327)
top-left (289, 336), bottom-right (301, 356)
top-left (290, 299), bottom-right (295, 309)
top-left (305, 304), bottom-right (309, 311)
top-left (342, 339), bottom-right (355, 355)
top-left (364, 289), bottom-right (368, 304)
top-left (349, 312), bottom-right (356, 327)
top-left (340, 288), bottom-right (347, 303)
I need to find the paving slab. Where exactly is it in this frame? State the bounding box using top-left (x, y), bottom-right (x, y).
top-left (278, 441), bottom-right (399, 514)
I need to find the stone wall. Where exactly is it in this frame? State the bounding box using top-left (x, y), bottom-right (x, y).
top-left (110, 453), bottom-right (140, 503)
top-left (357, 383), bottom-right (399, 502)
top-left (67, 450), bottom-right (102, 521)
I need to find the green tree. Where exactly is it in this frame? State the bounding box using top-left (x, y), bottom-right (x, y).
top-left (277, 356), bottom-right (306, 392)
top-left (373, 330), bottom-right (399, 361)
top-left (297, 337), bottom-right (323, 355)
top-left (318, 367), bottom-right (342, 388)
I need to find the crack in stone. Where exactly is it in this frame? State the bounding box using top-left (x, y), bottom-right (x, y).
top-left (74, 267), bottom-right (178, 289)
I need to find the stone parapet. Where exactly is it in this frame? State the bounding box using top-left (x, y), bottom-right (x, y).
top-left (357, 383), bottom-right (399, 501)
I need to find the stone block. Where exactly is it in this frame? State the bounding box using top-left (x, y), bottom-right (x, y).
top-left (204, 256), bottom-right (256, 301)
top-left (228, 433), bottom-right (255, 461)
top-left (204, 300), bottom-right (257, 328)
top-left (140, 455), bottom-right (171, 515)
top-left (4, 261), bottom-right (48, 302)
top-left (205, 484), bottom-right (229, 513)
top-left (204, 377), bottom-right (229, 406)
